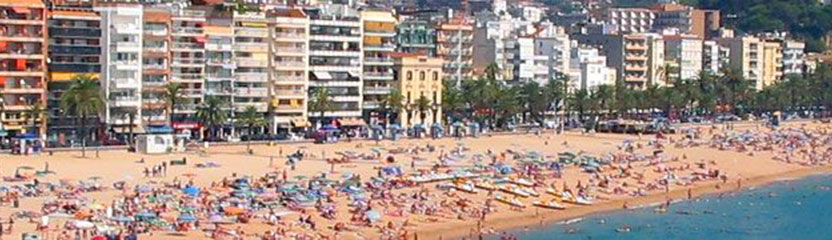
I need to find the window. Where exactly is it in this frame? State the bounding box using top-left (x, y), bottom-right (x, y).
top-left (432, 71), bottom-right (438, 81)
top-left (407, 71), bottom-right (412, 81)
top-left (433, 92), bottom-right (437, 103)
top-left (407, 92), bottom-right (411, 102)
top-left (420, 71), bottom-right (425, 81)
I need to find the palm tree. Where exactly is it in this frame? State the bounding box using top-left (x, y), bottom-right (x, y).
top-left (414, 95), bottom-right (431, 125)
top-left (60, 75), bottom-right (104, 157)
top-left (442, 80), bottom-right (465, 123)
top-left (24, 102), bottom-right (45, 136)
top-left (122, 112), bottom-right (136, 146)
top-left (591, 85), bottom-right (614, 119)
top-left (237, 106), bottom-right (266, 152)
top-left (379, 89), bottom-right (404, 125)
top-left (568, 89), bottom-right (592, 123)
top-left (162, 82), bottom-right (184, 125)
top-left (308, 88), bottom-right (332, 127)
top-left (195, 96), bottom-right (227, 141)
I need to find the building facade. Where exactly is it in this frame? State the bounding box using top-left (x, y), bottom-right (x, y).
top-left (269, 8), bottom-right (309, 130)
top-left (360, 10), bottom-right (396, 120)
top-left (96, 4), bottom-right (143, 134)
top-left (436, 19), bottom-right (473, 85)
top-left (719, 36), bottom-right (764, 89)
top-left (664, 34), bottom-right (702, 82)
top-left (393, 54), bottom-right (442, 129)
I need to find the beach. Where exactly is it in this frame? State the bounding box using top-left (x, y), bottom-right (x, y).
top-left (0, 120), bottom-right (829, 240)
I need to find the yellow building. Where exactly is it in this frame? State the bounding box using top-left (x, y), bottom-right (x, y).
top-left (761, 39), bottom-right (783, 87)
top-left (392, 54), bottom-right (443, 128)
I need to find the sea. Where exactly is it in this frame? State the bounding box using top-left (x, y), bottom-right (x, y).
top-left (488, 174), bottom-right (832, 240)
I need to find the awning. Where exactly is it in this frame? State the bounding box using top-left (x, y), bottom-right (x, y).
top-left (146, 125), bottom-right (174, 134)
top-left (173, 122), bottom-right (201, 129)
top-left (195, 37), bottom-right (207, 43)
top-left (312, 71), bottom-right (332, 80)
top-left (12, 7), bottom-right (31, 14)
top-left (339, 118), bottom-right (366, 127)
top-left (241, 22), bottom-right (267, 28)
top-left (348, 71), bottom-right (360, 78)
top-left (291, 119), bottom-right (311, 128)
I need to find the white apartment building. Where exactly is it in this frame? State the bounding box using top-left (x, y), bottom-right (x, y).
top-left (702, 40), bottom-right (729, 74)
top-left (718, 36), bottom-right (764, 89)
top-left (604, 8), bottom-right (655, 33)
top-left (307, 5), bottom-right (363, 120)
top-left (141, 8), bottom-right (171, 125)
top-left (571, 46), bottom-right (615, 91)
top-left (96, 4), bottom-right (143, 129)
top-left (270, 8), bottom-right (309, 130)
top-left (782, 40), bottom-right (806, 76)
top-left (170, 8), bottom-right (206, 126)
top-left (361, 10), bottom-right (396, 118)
top-left (233, 12), bottom-right (271, 120)
top-left (664, 34), bottom-right (702, 81)
top-left (203, 23), bottom-right (235, 113)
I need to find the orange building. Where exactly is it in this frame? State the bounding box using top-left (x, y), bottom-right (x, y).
top-left (0, 0), bottom-right (48, 137)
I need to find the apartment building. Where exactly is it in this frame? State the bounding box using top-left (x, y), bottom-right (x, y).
top-left (232, 11), bottom-right (270, 127)
top-left (436, 19), bottom-right (473, 85)
top-left (396, 20), bottom-right (435, 56)
top-left (361, 10), bottom-right (396, 119)
top-left (269, 8), bottom-right (309, 130)
top-left (570, 46), bottom-right (615, 91)
top-left (782, 40), bottom-right (806, 76)
top-left (604, 8), bottom-right (654, 33)
top-left (0, 0), bottom-right (47, 137)
top-left (393, 54), bottom-right (443, 129)
top-left (664, 34), bottom-right (702, 82)
top-left (702, 40), bottom-right (729, 74)
top-left (718, 36), bottom-right (764, 89)
top-left (594, 33), bottom-right (665, 89)
top-left (169, 7), bottom-right (206, 135)
top-left (140, 7), bottom-right (170, 125)
top-left (652, 3), bottom-right (720, 40)
top-left (96, 4), bottom-right (143, 133)
top-left (46, 7), bottom-right (102, 144)
top-left (761, 39), bottom-right (783, 87)
top-left (203, 19), bottom-right (234, 117)
top-left (307, 5), bottom-right (363, 121)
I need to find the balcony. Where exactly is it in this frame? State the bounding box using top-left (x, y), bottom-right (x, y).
top-left (364, 71), bottom-right (394, 80)
top-left (233, 42), bottom-right (269, 52)
top-left (205, 58), bottom-right (235, 68)
top-left (273, 32), bottom-right (305, 41)
top-left (363, 101), bottom-right (380, 109)
top-left (363, 86), bottom-right (392, 95)
top-left (0, 31), bottom-right (44, 41)
top-left (171, 58), bottom-right (204, 67)
top-left (363, 43), bottom-right (396, 52)
top-left (1, 85), bottom-right (43, 94)
top-left (0, 50), bottom-right (43, 59)
top-left (112, 60), bottom-right (140, 69)
top-left (234, 87), bottom-right (269, 97)
top-left (143, 64), bottom-right (168, 70)
top-left (625, 55), bottom-right (647, 61)
top-left (49, 45), bottom-right (100, 55)
top-left (234, 102), bottom-right (268, 111)
top-left (273, 105), bottom-right (304, 112)
top-left (49, 28), bottom-right (101, 38)
top-left (235, 28), bottom-right (269, 38)
top-left (205, 73), bottom-right (233, 81)
top-left (364, 30), bottom-right (396, 37)
top-left (171, 27), bottom-right (203, 36)
top-left (236, 72), bottom-right (268, 82)
top-left (142, 81), bottom-right (166, 88)
top-left (175, 103), bottom-right (198, 111)
top-left (110, 78), bottom-right (140, 89)
top-left (205, 88), bottom-right (233, 95)
top-left (50, 63), bottom-right (101, 73)
top-left (236, 58), bottom-right (268, 68)
top-left (274, 47), bottom-right (306, 55)
top-left (1, 65), bottom-right (45, 77)
top-left (171, 73), bottom-right (203, 83)
top-left (181, 88), bottom-right (203, 98)
top-left (110, 96), bottom-right (140, 107)
top-left (273, 89), bottom-right (305, 97)
top-left (113, 41), bottom-right (141, 51)
top-left (274, 75), bottom-right (305, 82)
top-left (273, 61), bottom-right (305, 69)
top-left (364, 57), bottom-right (394, 66)
top-left (114, 24), bottom-right (141, 34)
top-left (171, 42), bottom-right (204, 51)
top-left (143, 26), bottom-right (168, 36)
top-left (205, 43), bottom-right (232, 51)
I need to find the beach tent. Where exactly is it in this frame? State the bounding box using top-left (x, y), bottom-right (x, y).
top-left (431, 123), bottom-right (444, 139)
top-left (411, 124), bottom-right (426, 138)
top-left (11, 133), bottom-right (43, 155)
top-left (386, 124), bottom-right (402, 140)
top-left (369, 125), bottom-right (385, 140)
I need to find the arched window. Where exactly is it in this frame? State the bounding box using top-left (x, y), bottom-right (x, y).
top-left (420, 71), bottom-right (425, 81)
top-left (406, 71), bottom-right (412, 81)
top-left (432, 71), bottom-right (438, 81)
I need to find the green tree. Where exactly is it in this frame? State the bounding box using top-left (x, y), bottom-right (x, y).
top-left (442, 80), bottom-right (465, 123)
top-left (24, 101), bottom-right (45, 137)
top-left (195, 96), bottom-right (227, 140)
top-left (414, 95), bottom-right (432, 125)
top-left (568, 89), bottom-right (592, 123)
top-left (162, 82), bottom-right (184, 124)
top-left (60, 75), bottom-right (104, 157)
top-left (591, 85), bottom-right (615, 118)
top-left (308, 88), bottom-right (332, 127)
top-left (237, 105), bottom-right (265, 152)
top-left (379, 89), bottom-right (404, 125)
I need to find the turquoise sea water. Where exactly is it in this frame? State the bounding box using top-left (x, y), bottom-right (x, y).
top-left (489, 174), bottom-right (832, 240)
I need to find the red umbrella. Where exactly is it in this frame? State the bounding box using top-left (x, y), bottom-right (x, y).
top-left (92, 236), bottom-right (107, 240)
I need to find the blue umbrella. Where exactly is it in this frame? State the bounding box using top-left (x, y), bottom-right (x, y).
top-left (112, 216), bottom-right (134, 222)
top-left (136, 185), bottom-right (152, 193)
top-left (177, 214), bottom-right (197, 223)
top-left (366, 211), bottom-right (381, 222)
top-left (183, 187), bottom-right (200, 197)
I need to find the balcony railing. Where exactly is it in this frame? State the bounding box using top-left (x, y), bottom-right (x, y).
top-left (274, 47), bottom-right (305, 53)
top-left (274, 32), bottom-right (305, 39)
top-left (274, 75), bottom-right (305, 82)
top-left (48, 28), bottom-right (101, 38)
top-left (236, 72), bottom-right (268, 82)
top-left (171, 27), bottom-right (203, 35)
top-left (171, 42), bottom-right (204, 50)
top-left (234, 87), bottom-right (269, 97)
top-left (171, 59), bottom-right (205, 65)
top-left (273, 89), bottom-right (305, 96)
top-left (233, 42), bottom-right (269, 52)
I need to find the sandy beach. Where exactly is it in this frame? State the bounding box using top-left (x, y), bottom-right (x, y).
top-left (0, 121), bottom-right (829, 240)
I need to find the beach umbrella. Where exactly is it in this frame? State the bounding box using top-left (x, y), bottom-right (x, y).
top-left (92, 236), bottom-right (107, 240)
top-left (177, 214), bottom-right (197, 223)
top-left (136, 185), bottom-right (152, 193)
top-left (183, 186), bottom-right (200, 197)
top-left (223, 207), bottom-right (246, 215)
top-left (182, 173), bottom-right (197, 178)
top-left (74, 220), bottom-right (95, 229)
top-left (136, 212), bottom-right (156, 220)
top-left (74, 212), bottom-right (93, 219)
top-left (111, 216), bottom-right (133, 223)
top-left (365, 211), bottom-right (381, 222)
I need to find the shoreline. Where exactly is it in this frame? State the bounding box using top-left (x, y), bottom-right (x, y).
top-left (419, 165), bottom-right (832, 239)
